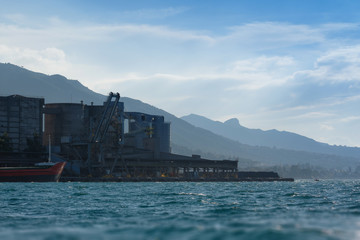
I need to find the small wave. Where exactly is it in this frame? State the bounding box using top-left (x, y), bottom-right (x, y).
top-left (201, 200), bottom-right (218, 205)
top-left (1, 181), bottom-right (360, 240)
top-left (149, 192), bottom-right (179, 197)
top-left (178, 192), bottom-right (206, 196)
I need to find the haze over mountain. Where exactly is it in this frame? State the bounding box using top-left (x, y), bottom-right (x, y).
top-left (181, 114), bottom-right (360, 159)
top-left (1, 63), bottom-right (360, 171)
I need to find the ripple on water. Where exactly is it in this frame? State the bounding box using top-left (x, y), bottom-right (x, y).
top-left (0, 181), bottom-right (359, 240)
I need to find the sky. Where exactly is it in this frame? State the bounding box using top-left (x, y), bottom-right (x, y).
top-left (1, 0), bottom-right (360, 147)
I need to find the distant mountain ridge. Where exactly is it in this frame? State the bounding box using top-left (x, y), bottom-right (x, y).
top-left (181, 114), bottom-right (360, 159)
top-left (1, 62), bottom-right (360, 170)
top-left (0, 63), bottom-right (105, 104)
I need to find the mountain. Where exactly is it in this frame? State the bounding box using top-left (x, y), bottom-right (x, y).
top-left (1, 62), bottom-right (360, 170)
top-left (181, 114), bottom-right (360, 159)
top-left (0, 63), bottom-right (105, 105)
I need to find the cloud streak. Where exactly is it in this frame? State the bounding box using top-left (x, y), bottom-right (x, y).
top-left (0, 45), bottom-right (69, 74)
top-left (1, 12), bottom-right (360, 145)
top-left (119, 7), bottom-right (189, 20)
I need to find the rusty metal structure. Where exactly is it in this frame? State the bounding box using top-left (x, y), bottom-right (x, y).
top-left (0, 93), bottom-right (237, 179)
top-left (42, 92), bottom-right (238, 179)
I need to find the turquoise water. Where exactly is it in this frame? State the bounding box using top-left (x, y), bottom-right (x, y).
top-left (1, 180), bottom-right (360, 240)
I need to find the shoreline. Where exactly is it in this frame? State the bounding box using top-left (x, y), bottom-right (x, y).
top-left (59, 176), bottom-right (294, 182)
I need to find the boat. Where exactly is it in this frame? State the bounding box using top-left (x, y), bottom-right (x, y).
top-left (0, 162), bottom-right (66, 182)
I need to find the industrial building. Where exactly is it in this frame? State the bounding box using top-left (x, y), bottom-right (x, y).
top-left (0, 95), bottom-right (44, 153)
top-left (0, 93), bottom-right (238, 180)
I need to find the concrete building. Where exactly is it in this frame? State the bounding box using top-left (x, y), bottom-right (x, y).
top-left (42, 93), bottom-right (237, 178)
top-left (124, 112), bottom-right (171, 154)
top-left (0, 95), bottom-right (44, 152)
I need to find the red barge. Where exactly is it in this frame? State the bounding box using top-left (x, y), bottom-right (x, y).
top-left (0, 162), bottom-right (66, 182)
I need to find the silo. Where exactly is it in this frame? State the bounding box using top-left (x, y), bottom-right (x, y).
top-left (44, 101), bottom-right (124, 149)
top-left (160, 122), bottom-right (171, 153)
top-left (149, 116), bottom-right (170, 153)
top-left (44, 103), bottom-right (88, 147)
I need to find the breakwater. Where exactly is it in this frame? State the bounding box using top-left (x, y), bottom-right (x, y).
top-left (60, 176), bottom-right (294, 182)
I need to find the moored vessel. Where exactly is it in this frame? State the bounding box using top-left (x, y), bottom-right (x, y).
top-left (0, 162), bottom-right (66, 182)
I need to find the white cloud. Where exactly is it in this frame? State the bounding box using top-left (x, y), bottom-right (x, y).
top-left (0, 44), bottom-right (70, 74)
top-left (0, 19), bottom-right (355, 85)
top-left (340, 116), bottom-right (360, 123)
top-left (167, 95), bottom-right (194, 102)
top-left (320, 23), bottom-right (360, 32)
top-left (221, 56), bottom-right (296, 90)
top-left (120, 7), bottom-right (188, 20)
top-left (224, 22), bottom-right (325, 47)
top-left (320, 124), bottom-right (334, 131)
top-left (225, 22), bottom-right (360, 47)
top-left (293, 45), bottom-right (360, 83)
top-left (2, 15), bottom-right (360, 146)
top-left (231, 56), bottom-right (295, 72)
top-left (81, 24), bottom-right (215, 43)
top-left (94, 54), bottom-right (295, 90)
top-left (3, 20), bottom-right (355, 61)
top-left (3, 14), bottom-right (26, 24)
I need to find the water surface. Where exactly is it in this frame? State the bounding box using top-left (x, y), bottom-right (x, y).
top-left (1, 180), bottom-right (360, 239)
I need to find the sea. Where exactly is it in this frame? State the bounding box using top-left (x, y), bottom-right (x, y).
top-left (1, 180), bottom-right (360, 240)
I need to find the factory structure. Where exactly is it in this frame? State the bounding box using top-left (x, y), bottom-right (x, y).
top-left (0, 95), bottom-right (44, 153)
top-left (0, 94), bottom-right (239, 180)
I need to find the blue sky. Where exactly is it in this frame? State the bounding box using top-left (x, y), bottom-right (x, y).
top-left (1, 0), bottom-right (360, 147)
